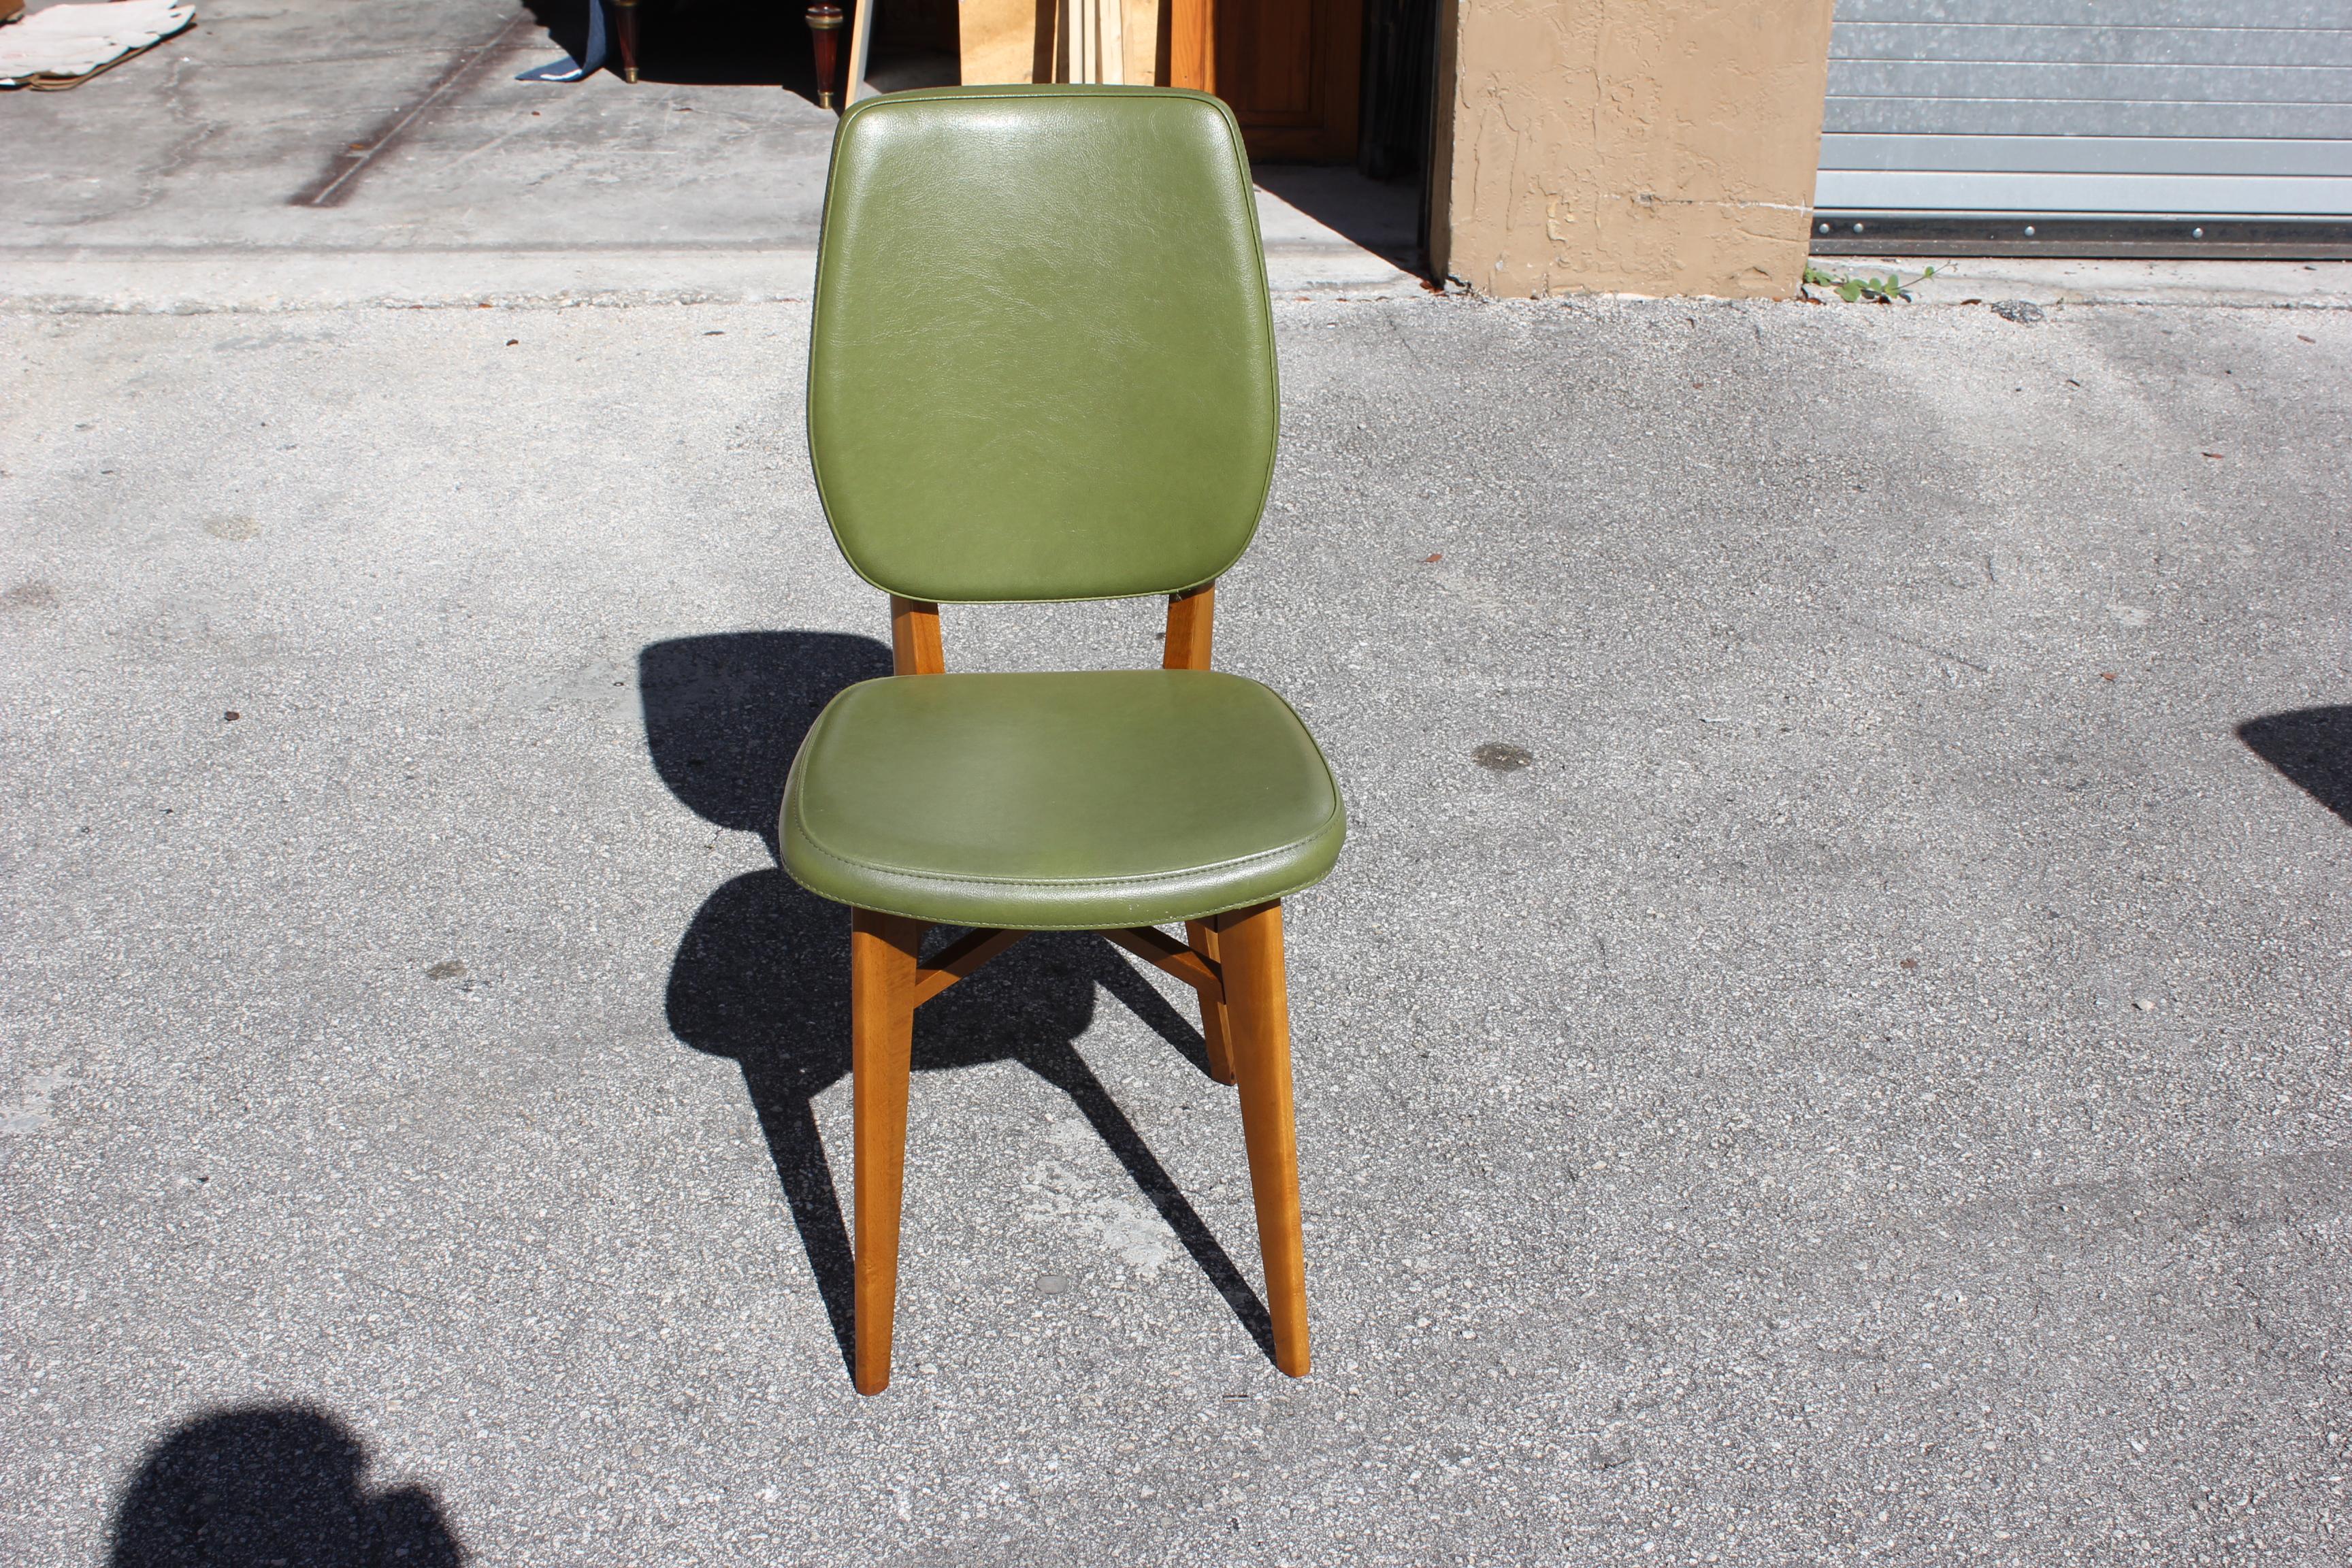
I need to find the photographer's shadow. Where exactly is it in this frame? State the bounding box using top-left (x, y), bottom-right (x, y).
top-left (109, 1405), bottom-right (459, 1568)
top-left (641, 633), bottom-right (1275, 1377)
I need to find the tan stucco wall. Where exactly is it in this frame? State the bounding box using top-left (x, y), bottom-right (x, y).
top-left (1428, 0), bottom-right (1837, 299)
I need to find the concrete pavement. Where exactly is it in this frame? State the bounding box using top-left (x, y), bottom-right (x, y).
top-left (0, 0), bottom-right (1420, 306)
top-left (7, 0), bottom-right (2352, 1562)
top-left (5, 284), bottom-right (2351, 1565)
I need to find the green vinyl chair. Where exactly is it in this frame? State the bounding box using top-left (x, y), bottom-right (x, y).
top-left (785, 83), bottom-right (1345, 1394)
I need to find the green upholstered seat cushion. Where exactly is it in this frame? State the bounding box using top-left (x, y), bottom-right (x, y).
top-left (807, 86), bottom-right (1277, 604)
top-left (781, 670), bottom-right (1344, 930)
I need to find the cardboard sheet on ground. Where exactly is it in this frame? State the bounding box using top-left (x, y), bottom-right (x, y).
top-left (0, 0), bottom-right (194, 89)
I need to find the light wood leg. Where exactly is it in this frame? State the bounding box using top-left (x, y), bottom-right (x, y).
top-left (1218, 900), bottom-right (1309, 1377)
top-left (1186, 918), bottom-right (1237, 1085)
top-left (851, 907), bottom-right (924, 1395)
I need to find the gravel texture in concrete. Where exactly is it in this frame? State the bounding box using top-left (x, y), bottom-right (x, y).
top-left (3, 292), bottom-right (2350, 1566)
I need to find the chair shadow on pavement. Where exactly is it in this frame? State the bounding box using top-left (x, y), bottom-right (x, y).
top-left (640, 632), bottom-right (1279, 1379)
top-left (109, 1405), bottom-right (460, 1568)
top-left (2238, 706), bottom-right (2352, 825)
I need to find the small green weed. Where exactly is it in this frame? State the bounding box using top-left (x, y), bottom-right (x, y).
top-left (1802, 264), bottom-right (1937, 304)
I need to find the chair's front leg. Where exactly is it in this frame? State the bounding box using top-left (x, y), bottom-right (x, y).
top-left (1218, 900), bottom-right (1309, 1377)
top-left (851, 907), bottom-right (924, 1394)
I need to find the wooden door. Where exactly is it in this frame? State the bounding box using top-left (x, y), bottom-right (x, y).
top-left (1170, 0), bottom-right (1361, 161)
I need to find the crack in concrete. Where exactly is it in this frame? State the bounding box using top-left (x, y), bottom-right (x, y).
top-left (288, 10), bottom-right (536, 208)
top-left (38, 52), bottom-right (228, 232)
top-left (149, 53), bottom-right (224, 188)
top-left (212, 48), bottom-right (508, 69)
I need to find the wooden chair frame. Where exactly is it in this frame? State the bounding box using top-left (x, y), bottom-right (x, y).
top-left (847, 582), bottom-right (1309, 1393)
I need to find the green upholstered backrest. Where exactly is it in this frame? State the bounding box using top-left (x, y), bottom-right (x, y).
top-left (806, 86), bottom-right (1278, 604)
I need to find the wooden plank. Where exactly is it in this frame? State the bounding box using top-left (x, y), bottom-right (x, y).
top-left (890, 595), bottom-right (945, 676)
top-left (843, 0), bottom-right (877, 103)
top-left (959, 0), bottom-right (1039, 84)
top-left (1163, 582), bottom-right (1215, 670)
top-left (1169, 0), bottom-right (1211, 91)
top-left (911, 928), bottom-right (1026, 1007)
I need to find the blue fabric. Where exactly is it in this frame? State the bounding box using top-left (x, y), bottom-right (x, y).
top-left (517, 0), bottom-right (609, 81)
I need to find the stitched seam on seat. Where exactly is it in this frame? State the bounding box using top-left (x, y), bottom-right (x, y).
top-left (789, 789), bottom-right (1340, 893)
top-left (789, 818), bottom-right (1338, 891)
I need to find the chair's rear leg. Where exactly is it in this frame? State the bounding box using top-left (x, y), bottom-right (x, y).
top-left (1186, 918), bottom-right (1238, 1085)
top-left (850, 907), bottom-right (924, 1394)
top-left (1217, 900), bottom-right (1309, 1377)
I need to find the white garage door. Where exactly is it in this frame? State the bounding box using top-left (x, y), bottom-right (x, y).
top-left (1814, 0), bottom-right (2352, 255)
